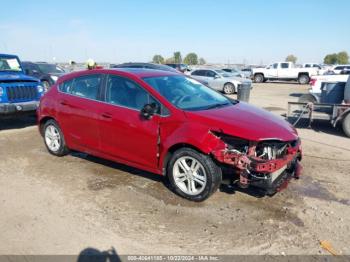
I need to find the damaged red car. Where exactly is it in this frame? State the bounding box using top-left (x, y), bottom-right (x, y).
top-left (37, 68), bottom-right (302, 201)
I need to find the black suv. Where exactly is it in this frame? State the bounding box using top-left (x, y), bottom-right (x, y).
top-left (22, 62), bottom-right (65, 91)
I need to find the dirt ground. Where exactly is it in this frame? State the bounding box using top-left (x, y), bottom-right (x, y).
top-left (0, 82), bottom-right (349, 256)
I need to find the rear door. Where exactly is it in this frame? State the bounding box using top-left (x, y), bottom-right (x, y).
top-left (97, 74), bottom-right (162, 169)
top-left (57, 74), bottom-right (103, 152)
top-left (277, 62), bottom-right (291, 78)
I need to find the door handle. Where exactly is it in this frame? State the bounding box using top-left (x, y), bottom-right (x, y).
top-left (101, 113), bottom-right (112, 119)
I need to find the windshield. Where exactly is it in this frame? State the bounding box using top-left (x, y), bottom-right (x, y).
top-left (214, 69), bottom-right (234, 78)
top-left (37, 64), bottom-right (65, 74)
top-left (0, 57), bottom-right (22, 72)
top-left (143, 75), bottom-right (234, 111)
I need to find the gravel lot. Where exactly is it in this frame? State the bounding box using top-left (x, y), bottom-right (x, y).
top-left (0, 82), bottom-right (349, 256)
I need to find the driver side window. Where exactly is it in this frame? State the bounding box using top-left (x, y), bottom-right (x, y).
top-left (106, 75), bottom-right (167, 115)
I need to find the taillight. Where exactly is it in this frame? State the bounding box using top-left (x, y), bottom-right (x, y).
top-left (310, 78), bottom-right (317, 86)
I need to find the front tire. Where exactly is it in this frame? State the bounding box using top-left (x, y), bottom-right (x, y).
top-left (43, 120), bottom-right (69, 156)
top-left (223, 83), bottom-right (235, 94)
top-left (342, 113), bottom-right (350, 138)
top-left (298, 74), bottom-right (310, 84)
top-left (254, 74), bottom-right (264, 83)
top-left (167, 148), bottom-right (222, 201)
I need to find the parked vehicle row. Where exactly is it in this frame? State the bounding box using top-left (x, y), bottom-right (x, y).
top-left (38, 68), bottom-right (302, 201)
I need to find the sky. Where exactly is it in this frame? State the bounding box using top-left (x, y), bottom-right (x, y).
top-left (0, 0), bottom-right (349, 64)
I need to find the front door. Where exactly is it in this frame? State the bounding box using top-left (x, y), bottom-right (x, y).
top-left (266, 63), bottom-right (278, 78)
top-left (98, 74), bottom-right (160, 169)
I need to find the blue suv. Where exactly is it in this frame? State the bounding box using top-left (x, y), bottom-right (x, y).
top-left (0, 54), bottom-right (44, 116)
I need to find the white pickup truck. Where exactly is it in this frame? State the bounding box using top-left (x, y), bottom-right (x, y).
top-left (298, 73), bottom-right (350, 103)
top-left (252, 62), bottom-right (319, 84)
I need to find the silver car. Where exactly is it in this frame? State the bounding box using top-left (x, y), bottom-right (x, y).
top-left (190, 69), bottom-right (252, 94)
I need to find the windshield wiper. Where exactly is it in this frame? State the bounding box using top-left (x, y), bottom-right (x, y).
top-left (205, 102), bottom-right (230, 110)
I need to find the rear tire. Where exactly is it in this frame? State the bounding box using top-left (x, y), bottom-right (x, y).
top-left (254, 74), bottom-right (264, 83)
top-left (167, 148), bottom-right (222, 201)
top-left (342, 113), bottom-right (350, 138)
top-left (298, 74), bottom-right (310, 84)
top-left (223, 83), bottom-right (235, 94)
top-left (43, 120), bottom-right (69, 156)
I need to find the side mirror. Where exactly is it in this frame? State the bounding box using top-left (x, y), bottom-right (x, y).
top-left (141, 103), bottom-right (158, 119)
top-left (214, 74), bottom-right (220, 79)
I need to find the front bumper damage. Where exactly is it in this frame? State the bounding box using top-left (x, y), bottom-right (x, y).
top-left (211, 135), bottom-right (302, 195)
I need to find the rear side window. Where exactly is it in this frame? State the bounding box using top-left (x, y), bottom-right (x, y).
top-left (281, 63), bottom-right (289, 69)
top-left (106, 75), bottom-right (164, 114)
top-left (192, 70), bottom-right (205, 76)
top-left (59, 74), bottom-right (102, 100)
top-left (59, 79), bottom-right (74, 93)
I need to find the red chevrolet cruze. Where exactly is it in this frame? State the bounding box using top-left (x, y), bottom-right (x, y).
top-left (38, 68), bottom-right (302, 201)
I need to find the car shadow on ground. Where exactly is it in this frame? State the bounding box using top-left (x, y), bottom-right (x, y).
top-left (289, 118), bottom-right (347, 138)
top-left (220, 183), bottom-right (267, 198)
top-left (0, 114), bottom-right (37, 131)
top-left (289, 93), bottom-right (305, 98)
top-left (77, 247), bottom-right (120, 262)
top-left (71, 152), bottom-right (271, 199)
top-left (71, 151), bottom-right (165, 184)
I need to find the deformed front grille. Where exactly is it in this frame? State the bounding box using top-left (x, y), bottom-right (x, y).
top-left (6, 85), bottom-right (38, 102)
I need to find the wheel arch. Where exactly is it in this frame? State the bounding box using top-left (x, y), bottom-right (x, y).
top-left (298, 72), bottom-right (310, 77)
top-left (39, 116), bottom-right (57, 136)
top-left (254, 72), bottom-right (264, 77)
top-left (162, 143), bottom-right (207, 175)
top-left (334, 108), bottom-right (350, 127)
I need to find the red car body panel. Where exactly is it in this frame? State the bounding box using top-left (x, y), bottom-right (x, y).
top-left (38, 69), bottom-right (302, 191)
top-left (184, 102), bottom-right (298, 142)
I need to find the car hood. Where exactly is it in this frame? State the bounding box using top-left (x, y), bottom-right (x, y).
top-left (184, 102), bottom-right (298, 142)
top-left (0, 71), bottom-right (40, 83)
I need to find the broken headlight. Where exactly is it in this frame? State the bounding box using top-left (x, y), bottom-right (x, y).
top-left (213, 132), bottom-right (249, 154)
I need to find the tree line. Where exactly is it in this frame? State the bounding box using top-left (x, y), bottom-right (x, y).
top-left (152, 52), bottom-right (206, 65)
top-left (284, 51), bottom-right (349, 65)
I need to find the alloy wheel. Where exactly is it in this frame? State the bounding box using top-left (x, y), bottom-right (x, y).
top-left (172, 156), bottom-right (207, 195)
